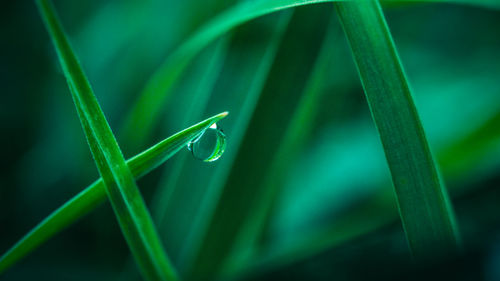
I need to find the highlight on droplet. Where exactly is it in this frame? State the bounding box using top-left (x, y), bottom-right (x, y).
top-left (187, 123), bottom-right (226, 162)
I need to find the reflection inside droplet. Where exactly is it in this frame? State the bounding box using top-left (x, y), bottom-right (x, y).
top-left (187, 123), bottom-right (226, 162)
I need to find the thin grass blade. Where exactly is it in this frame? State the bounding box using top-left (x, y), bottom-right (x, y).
top-left (121, 0), bottom-right (341, 149)
top-left (0, 112), bottom-right (228, 275)
top-left (35, 1), bottom-right (183, 279)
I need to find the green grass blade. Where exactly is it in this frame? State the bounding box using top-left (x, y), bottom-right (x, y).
top-left (0, 112), bottom-right (228, 275)
top-left (121, 0), bottom-right (496, 149)
top-left (35, 1), bottom-right (182, 279)
top-left (335, 0), bottom-right (461, 259)
top-left (121, 0), bottom-right (339, 149)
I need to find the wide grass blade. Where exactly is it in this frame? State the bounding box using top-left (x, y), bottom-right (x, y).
top-left (335, 0), bottom-right (461, 259)
top-left (0, 112), bottom-right (228, 275)
top-left (35, 1), bottom-right (181, 279)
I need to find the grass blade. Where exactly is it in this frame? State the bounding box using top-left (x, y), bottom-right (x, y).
top-left (121, 0), bottom-right (340, 149)
top-left (121, 0), bottom-right (496, 149)
top-left (35, 1), bottom-right (185, 279)
top-left (335, 0), bottom-right (461, 259)
top-left (0, 112), bottom-right (228, 275)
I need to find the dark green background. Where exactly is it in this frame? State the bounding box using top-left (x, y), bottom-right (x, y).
top-left (1, 1), bottom-right (500, 280)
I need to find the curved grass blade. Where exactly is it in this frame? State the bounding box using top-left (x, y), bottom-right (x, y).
top-left (121, 0), bottom-right (339, 148)
top-left (335, 1), bottom-right (461, 259)
top-left (35, 1), bottom-right (181, 279)
top-left (121, 0), bottom-right (496, 149)
top-left (0, 112), bottom-right (228, 275)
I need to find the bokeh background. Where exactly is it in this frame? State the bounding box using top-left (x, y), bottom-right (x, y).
top-left (1, 1), bottom-right (500, 280)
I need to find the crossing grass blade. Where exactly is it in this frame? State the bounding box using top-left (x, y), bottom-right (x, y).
top-left (0, 111), bottom-right (228, 275)
top-left (34, 1), bottom-right (187, 279)
top-left (335, 0), bottom-right (461, 259)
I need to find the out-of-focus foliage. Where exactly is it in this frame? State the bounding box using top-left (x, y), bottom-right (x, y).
top-left (1, 1), bottom-right (499, 280)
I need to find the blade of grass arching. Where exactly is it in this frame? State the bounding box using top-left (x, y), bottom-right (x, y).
top-left (36, 1), bottom-right (178, 280)
top-left (0, 112), bottom-right (228, 275)
top-left (120, 0), bottom-right (340, 149)
top-left (334, 1), bottom-right (460, 259)
top-left (221, 16), bottom-right (342, 277)
top-left (185, 6), bottom-right (333, 280)
top-left (152, 11), bottom-right (292, 273)
top-left (121, 0), bottom-right (496, 149)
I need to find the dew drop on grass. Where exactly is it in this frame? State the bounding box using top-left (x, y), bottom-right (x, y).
top-left (187, 123), bottom-right (226, 162)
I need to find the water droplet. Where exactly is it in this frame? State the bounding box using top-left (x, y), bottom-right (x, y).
top-left (187, 123), bottom-right (226, 162)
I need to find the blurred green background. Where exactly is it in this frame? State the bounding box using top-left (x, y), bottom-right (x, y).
top-left (1, 1), bottom-right (500, 280)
